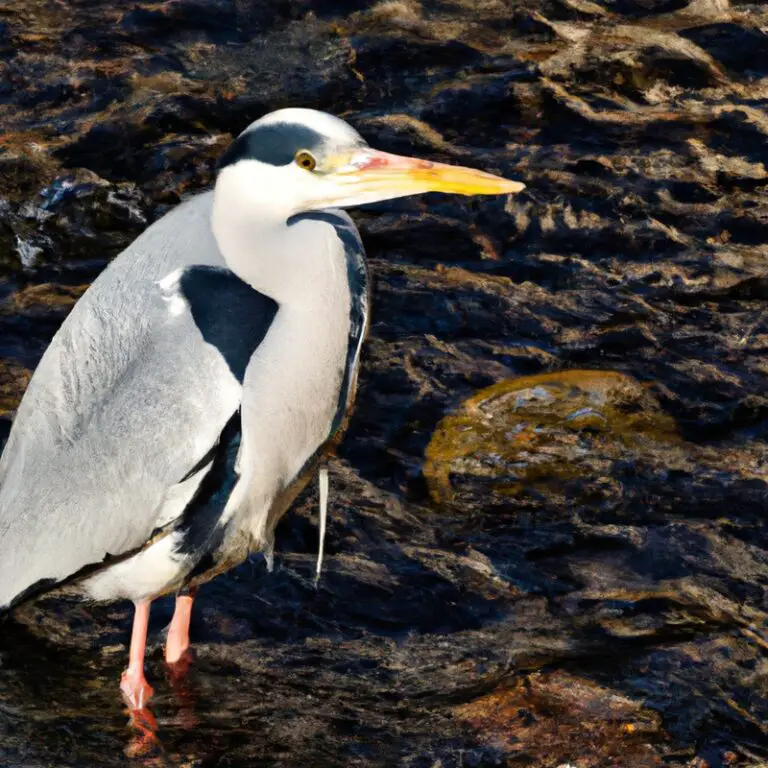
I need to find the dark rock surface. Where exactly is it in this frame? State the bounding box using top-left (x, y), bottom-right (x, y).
top-left (1, 0), bottom-right (767, 765)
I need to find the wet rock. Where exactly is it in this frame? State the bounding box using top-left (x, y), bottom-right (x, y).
top-left (7, 281), bottom-right (87, 315)
top-left (0, 169), bottom-right (149, 275)
top-left (0, 358), bottom-right (28, 443)
top-left (1, 0), bottom-right (768, 764)
top-left (119, 0), bottom-right (244, 47)
top-left (679, 24), bottom-right (768, 78)
top-left (0, 358), bottom-right (29, 415)
top-left (424, 370), bottom-right (678, 509)
top-left (424, 370), bottom-right (768, 524)
top-left (593, 0), bottom-right (691, 16)
top-left (453, 670), bottom-right (664, 765)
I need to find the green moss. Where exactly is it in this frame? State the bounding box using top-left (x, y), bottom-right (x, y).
top-left (424, 369), bottom-right (680, 505)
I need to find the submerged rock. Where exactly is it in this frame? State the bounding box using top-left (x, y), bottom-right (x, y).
top-left (453, 670), bottom-right (664, 765)
top-left (424, 369), bottom-right (681, 511)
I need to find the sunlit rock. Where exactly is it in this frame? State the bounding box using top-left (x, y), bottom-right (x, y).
top-left (424, 369), bottom-right (680, 511)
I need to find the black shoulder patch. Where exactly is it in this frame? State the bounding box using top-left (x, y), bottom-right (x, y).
top-left (216, 123), bottom-right (325, 171)
top-left (173, 409), bottom-right (242, 565)
top-left (179, 266), bottom-right (278, 383)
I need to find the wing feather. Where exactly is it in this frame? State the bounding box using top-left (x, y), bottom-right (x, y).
top-left (0, 193), bottom-right (277, 608)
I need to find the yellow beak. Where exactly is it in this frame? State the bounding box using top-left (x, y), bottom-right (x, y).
top-left (336, 149), bottom-right (525, 199)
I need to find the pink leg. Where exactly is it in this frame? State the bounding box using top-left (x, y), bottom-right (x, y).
top-left (120, 599), bottom-right (154, 710)
top-left (165, 587), bottom-right (197, 664)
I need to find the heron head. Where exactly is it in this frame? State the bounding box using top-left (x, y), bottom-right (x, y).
top-left (214, 108), bottom-right (524, 217)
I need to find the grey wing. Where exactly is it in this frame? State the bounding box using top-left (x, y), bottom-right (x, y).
top-left (0, 192), bottom-right (277, 608)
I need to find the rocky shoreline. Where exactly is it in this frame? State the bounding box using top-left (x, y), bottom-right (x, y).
top-left (1, 0), bottom-right (767, 765)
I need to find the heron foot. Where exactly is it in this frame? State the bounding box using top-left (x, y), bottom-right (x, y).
top-left (120, 666), bottom-right (155, 711)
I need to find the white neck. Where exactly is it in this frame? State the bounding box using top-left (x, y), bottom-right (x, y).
top-left (214, 207), bottom-right (357, 548)
top-left (211, 162), bottom-right (340, 306)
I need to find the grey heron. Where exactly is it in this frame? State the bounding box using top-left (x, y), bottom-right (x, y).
top-left (0, 108), bottom-right (524, 711)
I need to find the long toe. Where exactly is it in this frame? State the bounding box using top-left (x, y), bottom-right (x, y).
top-left (120, 668), bottom-right (155, 711)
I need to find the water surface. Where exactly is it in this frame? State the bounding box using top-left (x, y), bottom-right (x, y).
top-left (1, 0), bottom-right (767, 765)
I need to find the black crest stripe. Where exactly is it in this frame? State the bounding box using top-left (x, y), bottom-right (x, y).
top-left (217, 123), bottom-right (326, 171)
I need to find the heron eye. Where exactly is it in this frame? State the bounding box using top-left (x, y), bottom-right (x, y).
top-left (295, 151), bottom-right (317, 171)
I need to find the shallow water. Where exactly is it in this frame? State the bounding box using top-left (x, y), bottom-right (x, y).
top-left (1, 0), bottom-right (768, 765)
